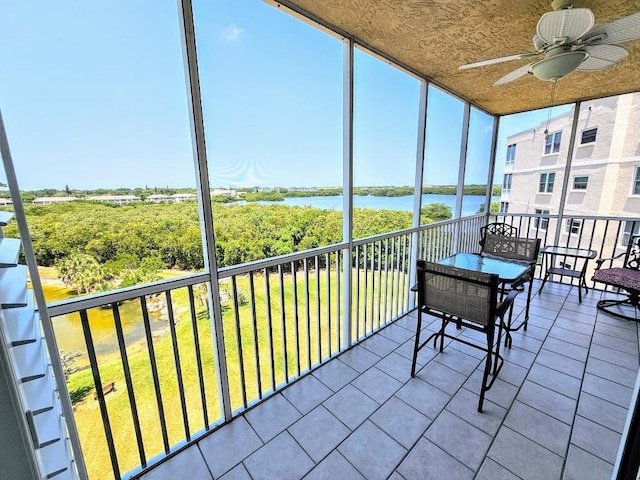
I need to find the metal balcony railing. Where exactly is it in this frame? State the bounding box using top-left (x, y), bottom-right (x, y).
top-left (42, 211), bottom-right (636, 479)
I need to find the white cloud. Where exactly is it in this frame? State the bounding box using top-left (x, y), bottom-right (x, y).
top-left (221, 25), bottom-right (242, 41)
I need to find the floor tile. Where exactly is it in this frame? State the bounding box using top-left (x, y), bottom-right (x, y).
top-left (415, 359), bottom-right (467, 395)
top-left (375, 351), bottom-right (413, 383)
top-left (378, 322), bottom-right (415, 344)
top-left (140, 444), bottom-right (212, 480)
top-left (571, 416), bottom-right (622, 465)
top-left (562, 445), bottom-right (614, 480)
top-left (503, 401), bottom-right (571, 456)
top-left (577, 392), bottom-right (628, 434)
top-left (541, 337), bottom-right (589, 362)
top-left (338, 346), bottom-right (380, 373)
top-left (351, 366), bottom-right (402, 404)
top-left (589, 344), bottom-right (639, 370)
top-left (244, 393), bottom-right (301, 442)
top-left (535, 349), bottom-right (585, 379)
top-left (582, 373), bottom-right (634, 408)
top-left (323, 384), bottom-right (378, 429)
top-left (244, 432), bottom-right (314, 480)
top-left (553, 317), bottom-right (594, 335)
top-left (288, 405), bottom-right (350, 463)
top-left (475, 458), bottom-right (521, 480)
top-left (495, 360), bottom-right (528, 387)
top-left (303, 451), bottom-right (365, 480)
top-left (395, 377), bottom-right (451, 419)
top-left (591, 331), bottom-right (638, 355)
top-left (360, 333), bottom-right (399, 357)
top-left (516, 381), bottom-right (577, 425)
top-left (370, 396), bottom-right (430, 449)
top-left (396, 437), bottom-right (474, 480)
top-left (312, 359), bottom-right (358, 392)
top-left (282, 374), bottom-right (332, 414)
top-left (488, 427), bottom-right (564, 480)
top-left (219, 464), bottom-right (251, 480)
top-left (198, 416), bottom-right (263, 478)
top-left (500, 346), bottom-right (537, 369)
top-left (445, 387), bottom-right (506, 437)
top-left (433, 347), bottom-right (482, 376)
top-left (425, 410), bottom-right (493, 470)
top-left (338, 421), bottom-right (407, 480)
top-left (526, 363), bottom-right (582, 399)
top-left (586, 357), bottom-right (637, 388)
top-left (464, 369), bottom-right (518, 410)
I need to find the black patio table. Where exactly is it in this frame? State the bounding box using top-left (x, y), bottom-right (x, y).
top-left (436, 253), bottom-right (533, 347)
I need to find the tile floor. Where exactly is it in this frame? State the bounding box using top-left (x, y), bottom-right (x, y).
top-left (139, 280), bottom-right (639, 480)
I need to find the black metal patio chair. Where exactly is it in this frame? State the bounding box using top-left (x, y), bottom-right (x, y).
top-left (592, 234), bottom-right (640, 321)
top-left (410, 260), bottom-right (518, 412)
top-left (479, 222), bottom-right (519, 248)
top-left (480, 234), bottom-right (541, 347)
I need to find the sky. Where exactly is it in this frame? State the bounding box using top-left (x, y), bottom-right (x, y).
top-left (0, 0), bottom-right (572, 192)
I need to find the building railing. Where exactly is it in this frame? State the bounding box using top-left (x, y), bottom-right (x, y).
top-left (494, 212), bottom-right (639, 286)
top-left (43, 211), bottom-right (636, 479)
top-left (44, 215), bottom-right (484, 479)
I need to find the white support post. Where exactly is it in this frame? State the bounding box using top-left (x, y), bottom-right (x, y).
top-left (177, 0), bottom-right (232, 421)
top-left (485, 115), bottom-right (500, 224)
top-left (553, 102), bottom-right (581, 246)
top-left (409, 81), bottom-right (428, 303)
top-left (453, 103), bottom-right (471, 252)
top-left (342, 37), bottom-right (354, 350)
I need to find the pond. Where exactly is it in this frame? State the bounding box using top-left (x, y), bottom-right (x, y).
top-left (45, 283), bottom-right (172, 367)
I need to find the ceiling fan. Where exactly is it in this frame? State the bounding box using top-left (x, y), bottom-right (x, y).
top-left (459, 0), bottom-right (640, 86)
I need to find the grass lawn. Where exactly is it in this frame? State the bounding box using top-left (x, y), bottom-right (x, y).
top-left (61, 266), bottom-right (410, 478)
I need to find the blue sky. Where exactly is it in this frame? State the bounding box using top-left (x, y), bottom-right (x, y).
top-left (1, 0), bottom-right (569, 191)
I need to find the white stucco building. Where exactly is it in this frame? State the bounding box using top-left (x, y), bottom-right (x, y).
top-left (500, 92), bottom-right (640, 245)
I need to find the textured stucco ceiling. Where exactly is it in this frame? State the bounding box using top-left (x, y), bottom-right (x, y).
top-left (275, 0), bottom-right (640, 116)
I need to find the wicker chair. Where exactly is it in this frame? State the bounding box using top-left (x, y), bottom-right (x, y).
top-left (592, 234), bottom-right (640, 321)
top-left (410, 260), bottom-right (517, 412)
top-left (479, 222), bottom-right (518, 248)
top-left (480, 234), bottom-right (541, 347)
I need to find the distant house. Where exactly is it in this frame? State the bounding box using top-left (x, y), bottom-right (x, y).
top-left (211, 188), bottom-right (237, 197)
top-left (170, 193), bottom-right (197, 202)
top-left (88, 195), bottom-right (139, 204)
top-left (33, 196), bottom-right (78, 205)
top-left (146, 194), bottom-right (172, 203)
top-left (0, 198), bottom-right (13, 206)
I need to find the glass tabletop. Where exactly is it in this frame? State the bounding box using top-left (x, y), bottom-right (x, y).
top-left (540, 245), bottom-right (597, 258)
top-left (437, 253), bottom-right (530, 283)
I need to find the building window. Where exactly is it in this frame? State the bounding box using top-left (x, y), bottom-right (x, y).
top-left (539, 172), bottom-right (555, 193)
top-left (581, 128), bottom-right (597, 144)
top-left (535, 209), bottom-right (550, 230)
top-left (566, 219), bottom-right (582, 235)
top-left (500, 202), bottom-right (509, 213)
top-left (622, 221), bottom-right (640, 246)
top-left (544, 131), bottom-right (562, 154)
top-left (506, 144), bottom-right (516, 165)
top-left (634, 166), bottom-right (640, 195)
top-left (573, 176), bottom-right (588, 190)
top-left (503, 174), bottom-right (512, 193)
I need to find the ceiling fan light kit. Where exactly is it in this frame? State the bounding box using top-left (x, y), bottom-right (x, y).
top-left (458, 2), bottom-right (640, 86)
top-left (529, 49), bottom-right (589, 81)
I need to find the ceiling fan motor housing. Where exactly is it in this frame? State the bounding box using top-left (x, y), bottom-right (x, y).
top-left (529, 47), bottom-right (589, 81)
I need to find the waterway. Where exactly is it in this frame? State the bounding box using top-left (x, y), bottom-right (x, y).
top-left (246, 194), bottom-right (498, 217)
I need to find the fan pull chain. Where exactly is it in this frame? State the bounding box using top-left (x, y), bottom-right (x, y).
top-left (544, 80), bottom-right (558, 138)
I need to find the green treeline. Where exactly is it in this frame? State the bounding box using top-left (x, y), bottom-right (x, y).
top-left (4, 201), bottom-right (453, 272)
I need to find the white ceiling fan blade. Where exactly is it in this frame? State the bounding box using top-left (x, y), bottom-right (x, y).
top-left (577, 44), bottom-right (629, 71)
top-left (459, 52), bottom-right (538, 70)
top-left (586, 12), bottom-right (640, 45)
top-left (537, 8), bottom-right (595, 44)
top-left (493, 63), bottom-right (532, 86)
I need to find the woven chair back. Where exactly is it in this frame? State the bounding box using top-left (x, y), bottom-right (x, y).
top-left (417, 260), bottom-right (498, 326)
top-left (481, 235), bottom-right (541, 264)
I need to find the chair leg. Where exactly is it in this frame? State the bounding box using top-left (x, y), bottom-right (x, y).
top-left (478, 329), bottom-right (494, 413)
top-left (524, 276), bottom-right (533, 328)
top-left (410, 310), bottom-right (423, 377)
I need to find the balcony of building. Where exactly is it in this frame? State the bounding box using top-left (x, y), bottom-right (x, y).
top-left (132, 277), bottom-right (637, 480)
top-left (1, 1), bottom-right (640, 479)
